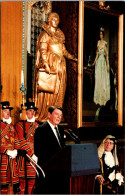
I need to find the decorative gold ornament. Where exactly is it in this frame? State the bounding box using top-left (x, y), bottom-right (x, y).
top-left (99, 1), bottom-right (110, 11)
top-left (28, 1), bottom-right (52, 14)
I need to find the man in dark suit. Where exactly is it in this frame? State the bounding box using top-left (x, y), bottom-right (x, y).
top-left (34, 105), bottom-right (68, 194)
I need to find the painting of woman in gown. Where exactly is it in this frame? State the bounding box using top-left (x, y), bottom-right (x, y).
top-left (92, 27), bottom-right (110, 106)
top-left (33, 12), bottom-right (77, 121)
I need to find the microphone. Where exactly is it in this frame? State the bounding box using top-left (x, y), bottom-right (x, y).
top-left (65, 129), bottom-right (80, 144)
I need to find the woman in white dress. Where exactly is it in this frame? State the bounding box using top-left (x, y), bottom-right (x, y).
top-left (92, 28), bottom-right (110, 106)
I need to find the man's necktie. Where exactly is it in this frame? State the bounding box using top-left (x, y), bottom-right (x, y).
top-left (54, 126), bottom-right (62, 147)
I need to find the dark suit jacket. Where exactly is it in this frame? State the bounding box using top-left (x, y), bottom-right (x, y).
top-left (34, 121), bottom-right (67, 194)
top-left (34, 121), bottom-right (64, 168)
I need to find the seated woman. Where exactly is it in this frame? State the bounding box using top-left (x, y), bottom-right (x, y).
top-left (94, 135), bottom-right (124, 194)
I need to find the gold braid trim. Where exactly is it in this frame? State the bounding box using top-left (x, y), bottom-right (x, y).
top-left (99, 158), bottom-right (103, 195)
top-left (99, 158), bottom-right (104, 175)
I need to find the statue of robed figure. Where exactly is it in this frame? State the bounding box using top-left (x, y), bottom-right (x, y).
top-left (33, 12), bottom-right (77, 121)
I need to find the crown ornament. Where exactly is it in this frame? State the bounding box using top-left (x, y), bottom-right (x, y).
top-left (100, 27), bottom-right (104, 32)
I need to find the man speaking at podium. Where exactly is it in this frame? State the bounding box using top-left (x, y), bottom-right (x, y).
top-left (34, 105), bottom-right (66, 194)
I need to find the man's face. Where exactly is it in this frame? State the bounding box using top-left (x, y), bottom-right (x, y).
top-left (48, 108), bottom-right (62, 126)
top-left (50, 16), bottom-right (59, 28)
top-left (104, 139), bottom-right (114, 152)
top-left (26, 109), bottom-right (34, 120)
top-left (2, 109), bottom-right (10, 119)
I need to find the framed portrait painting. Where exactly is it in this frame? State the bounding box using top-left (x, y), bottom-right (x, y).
top-left (77, 1), bottom-right (124, 128)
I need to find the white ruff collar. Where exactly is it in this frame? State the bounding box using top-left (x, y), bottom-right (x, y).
top-left (104, 151), bottom-right (115, 167)
top-left (3, 117), bottom-right (12, 124)
top-left (26, 115), bottom-right (35, 123)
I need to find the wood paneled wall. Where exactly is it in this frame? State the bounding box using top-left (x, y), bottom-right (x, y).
top-left (1, 1), bottom-right (23, 124)
top-left (52, 2), bottom-right (78, 130)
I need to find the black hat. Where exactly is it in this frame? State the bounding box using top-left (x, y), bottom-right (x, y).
top-left (24, 102), bottom-right (38, 111)
top-left (1, 101), bottom-right (13, 110)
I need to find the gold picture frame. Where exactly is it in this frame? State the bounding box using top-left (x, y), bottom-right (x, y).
top-left (77, 1), bottom-right (123, 128)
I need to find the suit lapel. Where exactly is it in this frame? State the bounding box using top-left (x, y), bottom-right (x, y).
top-left (47, 122), bottom-right (62, 148)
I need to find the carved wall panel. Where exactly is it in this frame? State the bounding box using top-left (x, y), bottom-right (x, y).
top-left (1, 1), bottom-right (23, 124)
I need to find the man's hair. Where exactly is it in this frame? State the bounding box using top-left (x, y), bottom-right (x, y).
top-left (48, 105), bottom-right (63, 114)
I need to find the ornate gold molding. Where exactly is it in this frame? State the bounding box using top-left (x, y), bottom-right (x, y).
top-left (118, 14), bottom-right (123, 126)
top-left (99, 1), bottom-right (110, 11)
top-left (77, 1), bottom-right (84, 128)
top-left (28, 1), bottom-right (38, 10)
top-left (78, 1), bottom-right (124, 127)
top-left (27, 1), bottom-right (52, 14)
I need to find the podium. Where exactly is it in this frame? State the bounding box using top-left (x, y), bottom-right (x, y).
top-left (41, 143), bottom-right (100, 194)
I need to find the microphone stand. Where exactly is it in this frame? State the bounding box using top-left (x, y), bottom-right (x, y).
top-left (65, 129), bottom-right (80, 144)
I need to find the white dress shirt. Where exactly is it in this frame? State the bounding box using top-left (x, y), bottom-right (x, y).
top-left (47, 120), bottom-right (61, 147)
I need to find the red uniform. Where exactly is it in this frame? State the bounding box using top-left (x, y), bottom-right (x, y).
top-left (15, 120), bottom-right (39, 194)
top-left (1, 120), bottom-right (20, 194)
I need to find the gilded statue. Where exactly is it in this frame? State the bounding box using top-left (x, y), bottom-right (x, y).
top-left (34, 12), bottom-right (77, 121)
